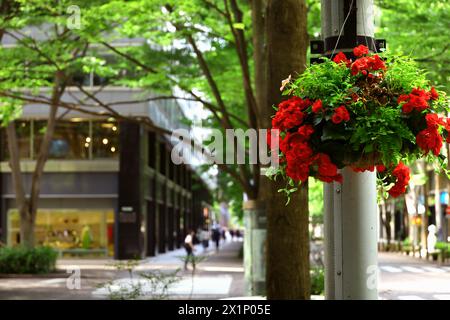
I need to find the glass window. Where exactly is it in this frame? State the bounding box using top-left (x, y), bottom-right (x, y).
top-left (0, 121), bottom-right (31, 160)
top-left (7, 209), bottom-right (115, 256)
top-left (92, 120), bottom-right (119, 159)
top-left (34, 120), bottom-right (90, 159)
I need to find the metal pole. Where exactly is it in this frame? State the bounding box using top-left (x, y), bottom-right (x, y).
top-left (336, 168), bottom-right (378, 299)
top-left (323, 183), bottom-right (335, 299)
top-left (243, 200), bottom-right (266, 296)
top-left (321, 0), bottom-right (378, 300)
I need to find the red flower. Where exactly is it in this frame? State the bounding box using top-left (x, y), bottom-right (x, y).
top-left (297, 125), bottom-right (315, 141)
top-left (312, 99), bottom-right (323, 113)
top-left (399, 88), bottom-right (431, 113)
top-left (368, 54), bottom-right (386, 71)
top-left (331, 106), bottom-right (350, 124)
top-left (281, 132), bottom-right (313, 161)
top-left (315, 153), bottom-right (343, 183)
top-left (282, 132), bottom-right (315, 182)
top-left (272, 97), bottom-right (308, 130)
top-left (376, 165), bottom-right (386, 173)
top-left (351, 57), bottom-right (369, 76)
top-left (353, 45), bottom-right (369, 57)
top-left (425, 113), bottom-right (444, 128)
top-left (333, 52), bottom-right (350, 65)
top-left (397, 94), bottom-right (409, 104)
top-left (430, 87), bottom-right (439, 100)
top-left (351, 54), bottom-right (385, 76)
top-left (388, 162), bottom-right (410, 198)
top-left (286, 163), bottom-right (310, 182)
top-left (416, 127), bottom-right (442, 156)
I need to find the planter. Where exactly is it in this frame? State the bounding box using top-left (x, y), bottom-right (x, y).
top-left (268, 45), bottom-right (448, 200)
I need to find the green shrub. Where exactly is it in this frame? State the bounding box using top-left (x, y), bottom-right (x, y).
top-left (0, 246), bottom-right (58, 274)
top-left (310, 267), bottom-right (324, 296)
top-left (435, 242), bottom-right (450, 251)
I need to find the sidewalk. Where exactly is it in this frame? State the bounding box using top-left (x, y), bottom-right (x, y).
top-left (0, 240), bottom-right (245, 300)
top-left (91, 240), bottom-right (245, 299)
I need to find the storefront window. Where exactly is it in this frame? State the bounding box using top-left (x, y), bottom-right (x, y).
top-left (34, 120), bottom-right (90, 159)
top-left (7, 209), bottom-right (115, 256)
top-left (1, 119), bottom-right (120, 161)
top-left (92, 120), bottom-right (119, 159)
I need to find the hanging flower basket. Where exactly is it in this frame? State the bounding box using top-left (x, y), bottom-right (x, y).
top-left (268, 45), bottom-right (448, 199)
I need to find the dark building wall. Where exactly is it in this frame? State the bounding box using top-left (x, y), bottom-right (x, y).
top-left (117, 121), bottom-right (143, 259)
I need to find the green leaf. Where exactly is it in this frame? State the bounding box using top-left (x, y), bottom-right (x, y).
top-left (232, 23), bottom-right (245, 30)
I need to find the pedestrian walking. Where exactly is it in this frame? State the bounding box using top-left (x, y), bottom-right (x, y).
top-left (212, 226), bottom-right (221, 252)
top-left (200, 227), bottom-right (210, 252)
top-left (184, 230), bottom-right (196, 270)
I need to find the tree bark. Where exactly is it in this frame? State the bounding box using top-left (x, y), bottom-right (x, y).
top-left (253, 0), bottom-right (310, 299)
top-left (5, 122), bottom-right (32, 246)
top-left (5, 71), bottom-right (65, 247)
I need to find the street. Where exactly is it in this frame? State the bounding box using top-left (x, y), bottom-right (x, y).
top-left (379, 252), bottom-right (450, 300)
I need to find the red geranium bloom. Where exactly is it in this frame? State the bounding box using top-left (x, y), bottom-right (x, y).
top-left (272, 97), bottom-right (307, 130)
top-left (315, 153), bottom-right (343, 183)
top-left (399, 88), bottom-right (431, 113)
top-left (331, 106), bottom-right (350, 124)
top-left (281, 132), bottom-right (313, 161)
top-left (416, 127), bottom-right (442, 156)
top-left (351, 54), bottom-right (385, 76)
top-left (286, 162), bottom-right (310, 182)
top-left (430, 87), bottom-right (439, 100)
top-left (425, 113), bottom-right (444, 128)
top-left (388, 162), bottom-right (410, 198)
top-left (297, 125), bottom-right (315, 141)
top-left (351, 57), bottom-right (369, 76)
top-left (397, 94), bottom-right (409, 104)
top-left (333, 52), bottom-right (351, 65)
top-left (376, 165), bottom-right (386, 173)
top-left (353, 45), bottom-right (369, 57)
top-left (312, 99), bottom-right (323, 113)
top-left (369, 54), bottom-right (386, 71)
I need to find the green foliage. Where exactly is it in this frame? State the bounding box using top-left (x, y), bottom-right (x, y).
top-left (0, 246), bottom-right (58, 274)
top-left (376, 0), bottom-right (450, 93)
top-left (435, 241), bottom-right (450, 252)
top-left (309, 178), bottom-right (323, 217)
top-left (310, 267), bottom-right (324, 295)
top-left (383, 53), bottom-right (428, 92)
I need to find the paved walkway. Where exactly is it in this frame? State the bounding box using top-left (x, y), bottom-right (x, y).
top-left (378, 251), bottom-right (450, 300)
top-left (0, 240), bottom-right (245, 300)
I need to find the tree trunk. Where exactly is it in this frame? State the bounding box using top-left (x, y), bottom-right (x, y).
top-left (5, 122), bottom-right (33, 246)
top-left (5, 71), bottom-right (64, 247)
top-left (252, 0), bottom-right (310, 299)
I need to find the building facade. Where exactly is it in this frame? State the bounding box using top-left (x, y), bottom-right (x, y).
top-left (0, 90), bottom-right (212, 259)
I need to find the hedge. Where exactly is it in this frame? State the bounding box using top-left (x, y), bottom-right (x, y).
top-left (0, 246), bottom-right (58, 274)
